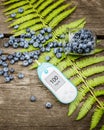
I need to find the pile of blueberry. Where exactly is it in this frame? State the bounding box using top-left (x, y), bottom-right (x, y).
top-left (69, 29), bottom-right (96, 54)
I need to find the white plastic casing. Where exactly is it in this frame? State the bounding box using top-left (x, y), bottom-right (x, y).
top-left (37, 63), bottom-right (77, 104)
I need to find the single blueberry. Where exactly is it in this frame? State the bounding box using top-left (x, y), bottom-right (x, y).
top-left (2, 62), bottom-right (8, 67)
top-left (0, 70), bottom-right (3, 76)
top-left (22, 60), bottom-right (29, 66)
top-left (14, 25), bottom-right (19, 29)
top-left (46, 27), bottom-right (52, 33)
top-left (85, 48), bottom-right (91, 53)
top-left (5, 77), bottom-right (10, 83)
top-left (59, 34), bottom-right (65, 39)
top-left (56, 53), bottom-right (62, 58)
top-left (30, 96), bottom-right (36, 102)
top-left (28, 59), bottom-right (33, 64)
top-left (0, 50), bottom-right (3, 55)
top-left (18, 7), bottom-right (24, 13)
top-left (4, 42), bottom-right (9, 48)
top-left (45, 102), bottom-right (52, 109)
top-left (45, 47), bottom-right (50, 52)
top-left (15, 52), bottom-right (22, 58)
top-left (40, 29), bottom-right (45, 34)
top-left (3, 67), bottom-right (9, 72)
top-left (1, 55), bottom-right (7, 61)
top-left (0, 33), bottom-right (4, 39)
top-left (9, 75), bottom-right (14, 80)
top-left (7, 54), bottom-right (13, 60)
top-left (3, 72), bottom-right (9, 77)
top-left (45, 35), bottom-right (49, 40)
top-left (18, 73), bottom-right (24, 79)
top-left (13, 43), bottom-right (19, 48)
top-left (30, 30), bottom-right (35, 35)
top-left (40, 47), bottom-right (46, 52)
top-left (10, 13), bottom-right (16, 18)
top-left (0, 60), bottom-right (3, 65)
top-left (10, 59), bottom-right (15, 65)
top-left (14, 57), bottom-right (19, 62)
top-left (9, 68), bottom-right (15, 73)
top-left (48, 33), bottom-right (52, 38)
top-left (33, 55), bottom-right (38, 60)
top-left (33, 42), bottom-right (39, 48)
top-left (45, 56), bottom-right (51, 61)
top-left (20, 42), bottom-right (25, 47)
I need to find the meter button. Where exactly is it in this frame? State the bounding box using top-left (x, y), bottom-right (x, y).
top-left (44, 69), bottom-right (48, 74)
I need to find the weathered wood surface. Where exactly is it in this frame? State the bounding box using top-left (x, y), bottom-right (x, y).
top-left (0, 0), bottom-right (104, 130)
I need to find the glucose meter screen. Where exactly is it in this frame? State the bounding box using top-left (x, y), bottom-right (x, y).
top-left (45, 71), bottom-right (65, 91)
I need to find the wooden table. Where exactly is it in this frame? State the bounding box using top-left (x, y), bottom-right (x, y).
top-left (0, 0), bottom-right (104, 130)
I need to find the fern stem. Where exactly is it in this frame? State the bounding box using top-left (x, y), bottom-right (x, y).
top-left (71, 61), bottom-right (104, 109)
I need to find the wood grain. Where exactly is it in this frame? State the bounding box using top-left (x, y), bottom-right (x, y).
top-left (0, 0), bottom-right (104, 130)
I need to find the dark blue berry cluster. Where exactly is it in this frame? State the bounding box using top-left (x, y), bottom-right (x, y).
top-left (69, 29), bottom-right (96, 54)
top-left (0, 50), bottom-right (25, 83)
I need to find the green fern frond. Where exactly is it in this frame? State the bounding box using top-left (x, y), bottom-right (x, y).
top-left (4, 1), bottom-right (28, 12)
top-left (76, 96), bottom-right (96, 120)
top-left (77, 90), bottom-right (104, 120)
top-left (76, 56), bottom-right (104, 68)
top-left (68, 76), bottom-right (104, 116)
top-left (49, 6), bottom-right (76, 28)
top-left (37, 0), bottom-right (53, 13)
top-left (33, 0), bottom-right (45, 9)
top-left (90, 108), bottom-right (104, 130)
top-left (45, 4), bottom-right (71, 23)
top-left (41, 0), bottom-right (65, 17)
top-left (100, 125), bottom-right (104, 130)
top-left (4, 0), bottom-right (21, 5)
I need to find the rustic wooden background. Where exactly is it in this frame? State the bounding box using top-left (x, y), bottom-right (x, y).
top-left (0, 0), bottom-right (104, 130)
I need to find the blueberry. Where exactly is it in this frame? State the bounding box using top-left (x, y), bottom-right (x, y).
top-left (59, 48), bottom-right (63, 53)
top-left (1, 55), bottom-right (7, 61)
top-left (4, 42), bottom-right (9, 48)
top-left (4, 72), bottom-right (9, 77)
top-left (77, 48), bottom-right (83, 54)
top-left (45, 56), bottom-right (51, 61)
top-left (18, 73), bottom-right (24, 79)
top-left (53, 42), bottom-right (58, 47)
top-left (45, 35), bottom-right (49, 40)
top-left (30, 96), bottom-right (36, 102)
top-left (45, 102), bottom-right (52, 109)
top-left (0, 33), bottom-right (4, 39)
top-left (45, 47), bottom-right (50, 52)
top-left (85, 48), bottom-right (91, 53)
top-left (10, 59), bottom-right (15, 65)
top-left (40, 29), bottom-right (45, 34)
top-left (46, 27), bottom-right (52, 33)
top-left (14, 57), bottom-right (19, 62)
top-left (25, 54), bottom-right (30, 60)
top-left (3, 67), bottom-right (9, 72)
top-left (29, 39), bottom-right (34, 45)
top-left (59, 34), bottom-right (65, 39)
top-left (9, 75), bottom-right (14, 80)
top-left (14, 25), bottom-right (19, 29)
top-left (48, 33), bottom-right (52, 38)
top-left (18, 7), bottom-right (24, 13)
top-left (40, 47), bottom-right (46, 52)
top-left (39, 44), bottom-right (43, 48)
top-left (22, 60), bottom-right (29, 66)
top-left (41, 39), bottom-right (46, 44)
top-left (56, 53), bottom-right (62, 58)
top-left (2, 62), bottom-right (8, 67)
top-left (33, 55), bottom-right (38, 60)
top-left (58, 42), bottom-right (62, 47)
top-left (5, 77), bottom-right (10, 83)
top-left (0, 70), bottom-right (3, 76)
top-left (20, 55), bottom-right (25, 61)
top-left (10, 13), bottom-right (16, 18)
top-left (30, 30), bottom-right (35, 35)
top-left (7, 54), bottom-right (13, 60)
top-left (9, 68), bottom-right (15, 73)
top-left (31, 35), bottom-right (36, 40)
top-left (33, 42), bottom-right (39, 48)
top-left (0, 60), bottom-right (3, 65)
top-left (9, 36), bottom-right (15, 41)
top-left (29, 52), bottom-right (34, 58)
top-left (28, 59), bottom-right (33, 64)
top-left (34, 50), bottom-right (40, 56)
top-left (13, 43), bottom-right (19, 48)
top-left (54, 48), bottom-right (59, 54)
top-left (20, 42), bottom-right (25, 47)
top-left (48, 42), bottom-right (53, 48)
top-left (15, 52), bottom-right (22, 58)
top-left (0, 50), bottom-right (3, 55)
top-left (8, 39), bottom-right (14, 45)
top-left (25, 33), bottom-right (31, 38)
top-left (24, 43), bottom-right (29, 48)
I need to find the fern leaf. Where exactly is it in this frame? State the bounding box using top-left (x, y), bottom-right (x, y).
top-left (90, 108), bottom-right (104, 130)
top-left (14, 18), bottom-right (41, 30)
top-left (10, 13), bottom-right (38, 27)
top-left (37, 0), bottom-right (53, 13)
top-left (4, 0), bottom-right (21, 5)
top-left (41, 0), bottom-right (65, 17)
top-left (76, 56), bottom-right (104, 68)
top-left (14, 24), bottom-right (44, 36)
top-left (4, 1), bottom-right (28, 12)
top-left (34, 0), bottom-right (45, 9)
top-left (49, 6), bottom-right (76, 28)
top-left (77, 90), bottom-right (104, 120)
top-left (68, 76), bottom-right (104, 116)
top-left (76, 96), bottom-right (96, 120)
top-left (5, 4), bottom-right (31, 16)
top-left (45, 4), bottom-right (71, 23)
top-left (30, 0), bottom-right (37, 4)
top-left (54, 18), bottom-right (86, 36)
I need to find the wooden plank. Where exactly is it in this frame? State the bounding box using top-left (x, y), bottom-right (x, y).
top-left (0, 38), bottom-right (104, 130)
top-left (0, 0), bottom-right (104, 35)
